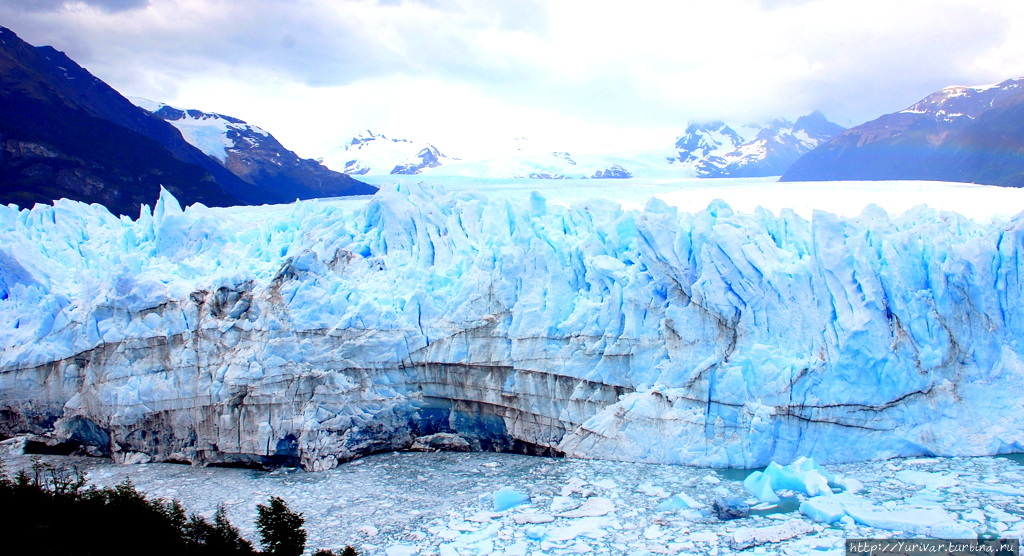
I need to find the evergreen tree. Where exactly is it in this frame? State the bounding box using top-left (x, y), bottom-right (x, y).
top-left (209, 505), bottom-right (255, 554)
top-left (255, 496), bottom-right (306, 556)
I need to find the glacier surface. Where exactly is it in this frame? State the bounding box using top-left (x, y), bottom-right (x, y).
top-left (2, 181), bottom-right (1024, 470)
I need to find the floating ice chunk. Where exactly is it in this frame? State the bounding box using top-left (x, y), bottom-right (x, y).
top-left (845, 505), bottom-right (975, 538)
top-left (560, 477), bottom-right (588, 496)
top-left (385, 546), bottom-right (420, 556)
top-left (545, 516), bottom-right (610, 542)
top-left (512, 513), bottom-right (555, 524)
top-left (689, 532), bottom-right (719, 543)
top-left (655, 492), bottom-right (703, 512)
top-left (962, 508), bottom-right (986, 523)
top-left (746, 472), bottom-right (781, 503)
top-left (835, 476), bottom-right (864, 494)
top-left (550, 496), bottom-right (582, 513)
top-left (984, 504), bottom-right (1021, 523)
top-left (451, 522), bottom-right (501, 545)
top-left (559, 497), bottom-right (615, 518)
top-left (638, 483), bottom-right (670, 498)
top-left (493, 487), bottom-right (531, 511)
top-left (800, 495), bottom-right (847, 524)
top-left (968, 483), bottom-right (1024, 496)
top-left (358, 525), bottom-right (379, 537)
top-left (810, 492), bottom-right (975, 538)
top-left (730, 520), bottom-right (815, 550)
top-left (744, 457), bottom-right (833, 503)
top-left (896, 470), bottom-right (958, 489)
top-left (592, 478), bottom-right (618, 489)
top-left (644, 523), bottom-right (666, 539)
top-left (524, 526), bottom-right (546, 540)
top-left (433, 528), bottom-right (460, 541)
top-left (450, 520), bottom-right (478, 532)
top-left (502, 542), bottom-right (529, 555)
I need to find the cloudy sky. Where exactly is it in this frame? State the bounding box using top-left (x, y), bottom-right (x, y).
top-left (4, 0), bottom-right (1024, 162)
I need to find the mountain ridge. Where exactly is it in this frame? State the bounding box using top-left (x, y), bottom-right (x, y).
top-left (134, 99), bottom-right (377, 203)
top-left (675, 111), bottom-right (845, 177)
top-left (0, 25), bottom-right (247, 215)
top-left (0, 25), bottom-right (374, 216)
top-left (325, 130), bottom-right (457, 176)
top-left (781, 78), bottom-right (1024, 186)
top-left (333, 112), bottom-right (844, 180)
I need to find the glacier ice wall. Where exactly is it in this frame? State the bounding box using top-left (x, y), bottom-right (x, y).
top-left (1, 183), bottom-right (1023, 470)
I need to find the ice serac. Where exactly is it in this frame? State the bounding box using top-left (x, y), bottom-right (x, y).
top-left (1, 184), bottom-right (1024, 470)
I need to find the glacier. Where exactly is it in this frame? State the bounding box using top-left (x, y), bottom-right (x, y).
top-left (2, 181), bottom-right (1024, 471)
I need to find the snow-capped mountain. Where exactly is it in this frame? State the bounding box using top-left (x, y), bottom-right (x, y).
top-left (422, 151), bottom-right (649, 179)
top-left (325, 131), bottom-right (457, 175)
top-left (331, 114), bottom-right (841, 181)
top-left (782, 77), bottom-right (1024, 185)
top-left (670, 121), bottom-right (749, 166)
top-left (131, 98), bottom-right (270, 164)
top-left (135, 99), bottom-right (376, 203)
top-left (672, 112), bottom-right (844, 177)
top-left (0, 25), bottom-right (248, 216)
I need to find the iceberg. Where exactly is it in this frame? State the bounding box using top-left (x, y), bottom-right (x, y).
top-left (2, 182), bottom-right (1024, 471)
top-left (492, 487), bottom-right (530, 512)
top-left (743, 457), bottom-right (833, 503)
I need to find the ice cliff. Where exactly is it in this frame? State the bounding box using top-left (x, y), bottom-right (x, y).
top-left (1, 183), bottom-right (1023, 471)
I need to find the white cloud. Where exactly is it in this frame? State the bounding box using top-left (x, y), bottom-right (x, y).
top-left (3, 0), bottom-right (1024, 157)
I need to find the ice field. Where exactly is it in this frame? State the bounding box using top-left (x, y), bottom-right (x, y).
top-left (5, 450), bottom-right (1024, 555)
top-left (356, 175), bottom-right (1024, 219)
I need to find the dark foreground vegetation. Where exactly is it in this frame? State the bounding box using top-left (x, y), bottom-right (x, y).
top-left (0, 458), bottom-right (357, 556)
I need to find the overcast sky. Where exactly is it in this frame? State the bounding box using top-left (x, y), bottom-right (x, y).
top-left (4, 0), bottom-right (1024, 161)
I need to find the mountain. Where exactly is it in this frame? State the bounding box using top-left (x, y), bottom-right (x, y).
top-left (0, 26), bottom-right (249, 216)
top-left (0, 26), bottom-right (373, 217)
top-left (671, 112), bottom-right (844, 177)
top-left (134, 100), bottom-right (376, 203)
top-left (325, 131), bottom-right (458, 175)
top-left (330, 114), bottom-right (841, 181)
top-left (781, 78), bottom-right (1024, 185)
top-left (422, 151), bottom-right (645, 179)
top-left (670, 121), bottom-right (748, 167)
top-left (3, 183), bottom-right (1024, 470)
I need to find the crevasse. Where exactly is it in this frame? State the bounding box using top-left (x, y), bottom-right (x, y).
top-left (0, 182), bottom-right (1022, 470)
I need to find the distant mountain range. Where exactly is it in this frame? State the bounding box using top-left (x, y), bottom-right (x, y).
top-left (333, 113), bottom-right (845, 180)
top-left (323, 131), bottom-right (458, 176)
top-left (419, 150), bottom-right (649, 180)
top-left (782, 78), bottom-right (1024, 186)
top-left (673, 111), bottom-right (844, 177)
top-left (0, 26), bottom-right (372, 216)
